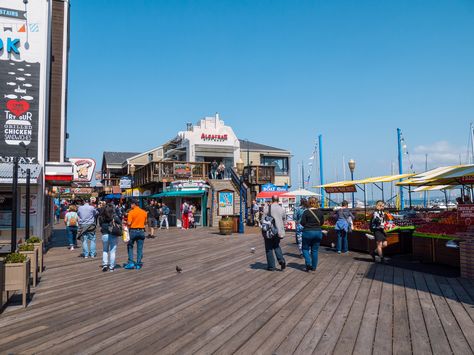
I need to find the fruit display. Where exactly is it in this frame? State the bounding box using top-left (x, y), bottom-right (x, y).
top-left (416, 223), bottom-right (467, 237)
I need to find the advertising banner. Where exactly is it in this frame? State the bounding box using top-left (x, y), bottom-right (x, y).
top-left (458, 204), bottom-right (474, 225)
top-left (218, 190), bottom-right (234, 216)
top-left (70, 158), bottom-right (96, 182)
top-left (325, 186), bottom-right (357, 194)
top-left (0, 0), bottom-right (49, 165)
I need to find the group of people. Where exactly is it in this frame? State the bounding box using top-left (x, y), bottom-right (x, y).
top-left (63, 197), bottom-right (163, 272)
top-left (210, 160), bottom-right (227, 179)
top-left (145, 200), bottom-right (170, 238)
top-left (180, 200), bottom-right (198, 229)
top-left (262, 196), bottom-right (391, 272)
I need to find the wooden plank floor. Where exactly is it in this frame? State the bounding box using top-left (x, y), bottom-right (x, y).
top-left (1, 226), bottom-right (474, 355)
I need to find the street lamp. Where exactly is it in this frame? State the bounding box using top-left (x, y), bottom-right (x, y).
top-left (348, 159), bottom-right (356, 208)
top-left (236, 159), bottom-right (245, 234)
top-left (19, 142), bottom-right (30, 240)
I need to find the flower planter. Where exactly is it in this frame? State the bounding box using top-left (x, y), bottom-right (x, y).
top-left (0, 259), bottom-right (4, 307)
top-left (219, 217), bottom-right (233, 235)
top-left (412, 235), bottom-right (434, 263)
top-left (19, 249), bottom-right (38, 287)
top-left (4, 259), bottom-right (30, 308)
top-left (31, 242), bottom-right (44, 274)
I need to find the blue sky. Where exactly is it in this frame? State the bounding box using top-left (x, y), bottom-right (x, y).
top-left (67, 0), bottom-right (474, 196)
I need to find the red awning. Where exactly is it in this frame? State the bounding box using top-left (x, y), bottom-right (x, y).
top-left (256, 191), bottom-right (294, 199)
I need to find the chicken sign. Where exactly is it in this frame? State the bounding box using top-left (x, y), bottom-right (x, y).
top-left (69, 158), bottom-right (96, 182)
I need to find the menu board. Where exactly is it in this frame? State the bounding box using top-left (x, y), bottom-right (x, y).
top-left (458, 204), bottom-right (474, 225)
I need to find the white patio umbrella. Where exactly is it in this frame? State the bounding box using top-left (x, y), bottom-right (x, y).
top-left (282, 188), bottom-right (320, 197)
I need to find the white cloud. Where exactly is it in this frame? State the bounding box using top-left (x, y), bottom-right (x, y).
top-left (408, 141), bottom-right (467, 171)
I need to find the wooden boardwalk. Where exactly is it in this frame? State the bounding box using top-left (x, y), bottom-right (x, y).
top-left (1, 227), bottom-right (474, 354)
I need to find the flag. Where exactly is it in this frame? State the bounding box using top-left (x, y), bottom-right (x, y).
top-left (18, 24), bottom-right (26, 32)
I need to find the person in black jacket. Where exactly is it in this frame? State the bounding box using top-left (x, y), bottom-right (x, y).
top-left (300, 197), bottom-right (325, 272)
top-left (99, 203), bottom-right (122, 272)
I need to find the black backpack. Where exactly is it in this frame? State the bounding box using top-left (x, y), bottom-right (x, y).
top-left (261, 205), bottom-right (278, 239)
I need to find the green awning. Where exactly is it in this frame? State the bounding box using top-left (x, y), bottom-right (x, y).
top-left (151, 190), bottom-right (206, 198)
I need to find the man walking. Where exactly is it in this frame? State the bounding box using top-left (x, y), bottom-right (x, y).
top-left (124, 199), bottom-right (147, 270)
top-left (146, 200), bottom-right (158, 239)
top-left (251, 200), bottom-right (259, 226)
top-left (262, 195), bottom-right (286, 271)
top-left (160, 202), bottom-right (170, 230)
top-left (78, 198), bottom-right (98, 258)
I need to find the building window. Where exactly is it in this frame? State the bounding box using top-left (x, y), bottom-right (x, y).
top-left (261, 156), bottom-right (289, 176)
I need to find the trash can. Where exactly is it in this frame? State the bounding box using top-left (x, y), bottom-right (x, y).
top-left (233, 216), bottom-right (240, 233)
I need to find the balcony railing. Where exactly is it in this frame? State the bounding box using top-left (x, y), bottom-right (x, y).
top-left (243, 165), bottom-right (275, 185)
top-left (134, 161), bottom-right (210, 186)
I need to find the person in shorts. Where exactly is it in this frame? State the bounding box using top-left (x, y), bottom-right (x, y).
top-left (146, 200), bottom-right (158, 239)
top-left (370, 200), bottom-right (388, 262)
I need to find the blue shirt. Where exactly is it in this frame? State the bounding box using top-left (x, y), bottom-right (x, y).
top-left (78, 203), bottom-right (97, 225)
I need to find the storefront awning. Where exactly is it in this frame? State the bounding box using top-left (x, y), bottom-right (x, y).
top-left (396, 165), bottom-right (474, 187)
top-left (151, 190), bottom-right (206, 198)
top-left (314, 173), bottom-right (415, 189)
top-left (0, 163), bottom-right (42, 184)
top-left (256, 191), bottom-right (294, 199)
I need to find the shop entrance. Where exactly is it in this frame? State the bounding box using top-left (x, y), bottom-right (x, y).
top-left (160, 195), bottom-right (206, 228)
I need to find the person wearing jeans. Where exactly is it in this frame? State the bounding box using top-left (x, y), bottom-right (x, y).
top-left (99, 204), bottom-right (122, 272)
top-left (300, 197), bottom-right (325, 272)
top-left (102, 234), bottom-right (118, 271)
top-left (78, 198), bottom-right (98, 258)
top-left (262, 196), bottom-right (287, 271)
top-left (64, 204), bottom-right (79, 250)
top-left (334, 200), bottom-right (354, 254)
top-left (125, 199), bottom-right (147, 270)
top-left (263, 236), bottom-right (285, 271)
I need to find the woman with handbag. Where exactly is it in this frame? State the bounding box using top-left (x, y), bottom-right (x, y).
top-left (300, 197), bottom-right (325, 272)
top-left (64, 204), bottom-right (79, 250)
top-left (334, 200), bottom-right (355, 255)
top-left (99, 203), bottom-right (123, 272)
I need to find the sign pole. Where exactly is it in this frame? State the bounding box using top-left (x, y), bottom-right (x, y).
top-left (26, 168), bottom-right (31, 240)
top-left (11, 158), bottom-right (19, 252)
top-left (319, 135), bottom-right (325, 207)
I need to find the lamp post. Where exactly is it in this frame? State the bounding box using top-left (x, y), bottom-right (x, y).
top-left (19, 142), bottom-right (30, 240)
top-left (11, 157), bottom-right (19, 252)
top-left (236, 159), bottom-right (245, 234)
top-left (348, 159), bottom-right (356, 208)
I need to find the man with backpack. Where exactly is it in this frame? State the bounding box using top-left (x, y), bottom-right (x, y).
top-left (160, 202), bottom-right (170, 230)
top-left (78, 198), bottom-right (98, 258)
top-left (261, 195), bottom-right (287, 271)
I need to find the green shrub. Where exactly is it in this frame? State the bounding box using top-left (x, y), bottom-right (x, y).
top-left (18, 244), bottom-right (34, 252)
top-left (5, 253), bottom-right (27, 263)
top-left (26, 236), bottom-right (41, 243)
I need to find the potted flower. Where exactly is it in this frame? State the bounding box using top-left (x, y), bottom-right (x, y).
top-left (18, 243), bottom-right (39, 287)
top-left (219, 216), bottom-right (233, 235)
top-left (3, 253), bottom-right (30, 308)
top-left (26, 236), bottom-right (44, 274)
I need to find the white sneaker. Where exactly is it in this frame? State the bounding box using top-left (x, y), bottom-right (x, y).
top-left (70, 246), bottom-right (74, 251)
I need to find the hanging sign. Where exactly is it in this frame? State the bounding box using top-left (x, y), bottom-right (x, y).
top-left (324, 186), bottom-right (357, 194)
top-left (70, 158), bottom-right (96, 182)
top-left (458, 204), bottom-right (474, 225)
top-left (218, 190), bottom-right (234, 216)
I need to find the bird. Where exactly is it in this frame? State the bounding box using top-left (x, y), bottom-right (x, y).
top-left (176, 265), bottom-right (183, 273)
top-left (250, 247), bottom-right (256, 253)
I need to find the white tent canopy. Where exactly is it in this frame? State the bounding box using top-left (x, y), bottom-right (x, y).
top-left (282, 189), bottom-right (320, 197)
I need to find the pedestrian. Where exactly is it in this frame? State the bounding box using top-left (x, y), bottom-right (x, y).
top-left (77, 198), bottom-right (98, 258)
top-left (64, 204), bottom-right (79, 250)
top-left (181, 200), bottom-right (190, 229)
top-left (217, 161), bottom-right (226, 179)
top-left (124, 199), bottom-right (147, 270)
top-left (146, 200), bottom-right (158, 239)
top-left (294, 198), bottom-right (307, 258)
top-left (370, 200), bottom-right (388, 263)
top-left (300, 197), bottom-right (324, 272)
top-left (160, 202), bottom-right (170, 229)
top-left (211, 160), bottom-right (218, 179)
top-left (54, 204), bottom-right (60, 224)
top-left (334, 200), bottom-right (355, 254)
top-left (251, 200), bottom-right (259, 226)
top-left (262, 195), bottom-right (287, 271)
top-left (99, 203), bottom-right (122, 272)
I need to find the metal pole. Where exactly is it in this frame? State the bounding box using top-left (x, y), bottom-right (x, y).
top-left (11, 157), bottom-right (18, 252)
top-left (319, 134), bottom-right (325, 207)
top-left (363, 185), bottom-right (367, 217)
top-left (301, 161), bottom-right (305, 189)
top-left (351, 171), bottom-right (355, 208)
top-left (409, 186), bottom-right (412, 209)
top-left (397, 128), bottom-right (404, 209)
top-left (239, 176), bottom-right (244, 233)
top-left (423, 154), bottom-right (428, 208)
top-left (25, 168), bottom-right (30, 240)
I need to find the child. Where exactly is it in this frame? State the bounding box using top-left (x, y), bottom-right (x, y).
top-left (370, 200), bottom-right (388, 262)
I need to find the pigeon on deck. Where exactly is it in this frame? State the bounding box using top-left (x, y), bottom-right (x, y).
top-left (176, 266), bottom-right (183, 273)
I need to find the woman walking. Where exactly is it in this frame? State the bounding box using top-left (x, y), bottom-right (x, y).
top-left (300, 197), bottom-right (324, 272)
top-left (294, 198), bottom-right (307, 258)
top-left (64, 204), bottom-right (79, 250)
top-left (99, 203), bottom-right (122, 272)
top-left (334, 200), bottom-right (354, 254)
top-left (370, 200), bottom-right (388, 263)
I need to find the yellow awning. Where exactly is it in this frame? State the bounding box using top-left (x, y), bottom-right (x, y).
top-left (396, 165), bottom-right (474, 187)
top-left (314, 173), bottom-right (415, 189)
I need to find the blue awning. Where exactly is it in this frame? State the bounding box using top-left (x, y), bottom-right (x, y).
top-left (104, 193), bottom-right (122, 199)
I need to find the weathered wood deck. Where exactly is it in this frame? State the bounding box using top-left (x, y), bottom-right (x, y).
top-left (1, 226), bottom-right (474, 354)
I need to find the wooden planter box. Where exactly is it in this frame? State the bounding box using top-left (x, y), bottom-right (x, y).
top-left (348, 231), bottom-right (369, 252)
top-left (31, 242), bottom-right (44, 274)
top-left (367, 232), bottom-right (402, 256)
top-left (19, 249), bottom-right (38, 287)
top-left (0, 259), bottom-right (4, 307)
top-left (413, 235), bottom-right (460, 268)
top-left (321, 229), bottom-right (337, 248)
top-left (4, 259), bottom-right (31, 308)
